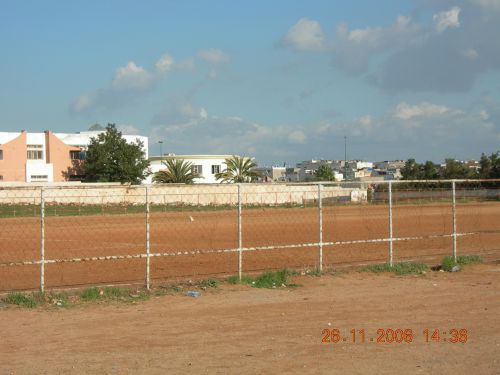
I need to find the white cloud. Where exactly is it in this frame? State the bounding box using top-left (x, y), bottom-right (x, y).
top-left (281, 18), bottom-right (325, 51)
top-left (288, 130), bottom-right (306, 144)
top-left (433, 7), bottom-right (461, 33)
top-left (112, 61), bottom-right (153, 90)
top-left (462, 48), bottom-right (479, 60)
top-left (393, 102), bottom-right (450, 120)
top-left (71, 94), bottom-right (95, 113)
top-left (198, 48), bottom-right (229, 64)
top-left (155, 54), bottom-right (174, 73)
top-left (199, 107), bottom-right (208, 119)
top-left (479, 110), bottom-right (489, 120)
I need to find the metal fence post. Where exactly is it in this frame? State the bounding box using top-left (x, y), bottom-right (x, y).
top-left (237, 184), bottom-right (243, 280)
top-left (40, 187), bottom-right (45, 293)
top-left (452, 180), bottom-right (457, 262)
top-left (318, 183), bottom-right (323, 272)
top-left (145, 186), bottom-right (151, 290)
top-left (388, 181), bottom-right (393, 267)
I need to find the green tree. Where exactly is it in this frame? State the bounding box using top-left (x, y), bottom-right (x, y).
top-left (215, 155), bottom-right (261, 183)
top-left (422, 161), bottom-right (440, 180)
top-left (401, 158), bottom-right (421, 180)
top-left (83, 124), bottom-right (149, 184)
top-left (441, 159), bottom-right (476, 179)
top-left (315, 164), bottom-right (336, 181)
top-left (479, 152), bottom-right (500, 178)
top-left (152, 159), bottom-right (201, 184)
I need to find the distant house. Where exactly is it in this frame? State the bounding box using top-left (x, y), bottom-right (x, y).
top-left (147, 154), bottom-right (238, 184)
top-left (0, 130), bottom-right (148, 183)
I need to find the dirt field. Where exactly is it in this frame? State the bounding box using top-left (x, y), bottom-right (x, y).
top-left (1, 202), bottom-right (499, 291)
top-left (1, 263), bottom-right (499, 374)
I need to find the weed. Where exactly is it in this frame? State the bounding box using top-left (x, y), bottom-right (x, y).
top-left (361, 262), bottom-right (428, 276)
top-left (80, 287), bottom-right (101, 301)
top-left (104, 287), bottom-right (132, 299)
top-left (3, 292), bottom-right (40, 308)
top-left (442, 254), bottom-right (482, 271)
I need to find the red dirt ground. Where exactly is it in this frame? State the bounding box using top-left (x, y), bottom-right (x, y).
top-left (1, 202), bottom-right (499, 291)
top-left (1, 263), bottom-right (499, 374)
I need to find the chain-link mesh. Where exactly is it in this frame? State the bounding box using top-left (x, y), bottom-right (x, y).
top-left (0, 181), bottom-right (499, 292)
top-left (0, 186), bottom-right (41, 290)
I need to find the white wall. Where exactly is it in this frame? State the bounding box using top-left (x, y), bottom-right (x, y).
top-left (147, 156), bottom-right (230, 184)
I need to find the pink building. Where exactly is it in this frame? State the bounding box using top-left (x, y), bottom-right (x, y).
top-left (0, 130), bottom-right (148, 183)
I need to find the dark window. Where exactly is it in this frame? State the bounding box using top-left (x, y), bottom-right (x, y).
top-left (192, 165), bottom-right (203, 174)
top-left (70, 150), bottom-right (86, 160)
top-left (211, 165), bottom-right (220, 174)
top-left (0, 149), bottom-right (3, 160)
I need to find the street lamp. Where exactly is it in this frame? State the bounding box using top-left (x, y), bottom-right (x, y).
top-left (344, 136), bottom-right (347, 181)
top-left (158, 140), bottom-right (163, 158)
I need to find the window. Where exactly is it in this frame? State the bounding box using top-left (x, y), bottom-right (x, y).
top-left (27, 145), bottom-right (43, 160)
top-left (0, 175), bottom-right (3, 181)
top-left (192, 165), bottom-right (203, 175)
top-left (30, 175), bottom-right (48, 181)
top-left (211, 165), bottom-right (220, 174)
top-left (70, 150), bottom-right (86, 160)
top-left (0, 149), bottom-right (3, 160)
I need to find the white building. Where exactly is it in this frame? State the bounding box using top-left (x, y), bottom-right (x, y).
top-left (147, 154), bottom-right (236, 184)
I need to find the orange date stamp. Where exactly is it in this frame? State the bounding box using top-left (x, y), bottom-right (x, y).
top-left (321, 328), bottom-right (468, 344)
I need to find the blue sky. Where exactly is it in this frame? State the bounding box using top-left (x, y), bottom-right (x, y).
top-left (1, 0), bottom-right (499, 166)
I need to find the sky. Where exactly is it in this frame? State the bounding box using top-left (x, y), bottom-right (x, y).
top-left (1, 0), bottom-right (499, 166)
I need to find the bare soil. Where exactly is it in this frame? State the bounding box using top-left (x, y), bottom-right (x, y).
top-left (1, 263), bottom-right (499, 374)
top-left (1, 202), bottom-right (499, 290)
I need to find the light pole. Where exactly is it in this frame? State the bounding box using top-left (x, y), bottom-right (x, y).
top-left (344, 136), bottom-right (347, 181)
top-left (158, 140), bottom-right (163, 159)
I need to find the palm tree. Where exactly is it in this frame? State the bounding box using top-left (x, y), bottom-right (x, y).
top-left (152, 159), bottom-right (201, 184)
top-left (215, 155), bottom-right (261, 183)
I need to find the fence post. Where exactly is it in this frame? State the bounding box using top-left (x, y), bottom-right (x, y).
top-left (40, 187), bottom-right (45, 293)
top-left (452, 180), bottom-right (457, 262)
top-left (388, 181), bottom-right (393, 267)
top-left (145, 185), bottom-right (151, 290)
top-left (238, 184), bottom-right (243, 281)
top-left (318, 183), bottom-right (323, 272)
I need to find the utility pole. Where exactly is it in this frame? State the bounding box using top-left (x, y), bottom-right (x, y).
top-left (344, 136), bottom-right (347, 181)
top-left (158, 140), bottom-right (163, 159)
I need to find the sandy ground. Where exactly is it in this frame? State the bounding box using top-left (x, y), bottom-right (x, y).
top-left (1, 263), bottom-right (499, 375)
top-left (1, 202), bottom-right (499, 290)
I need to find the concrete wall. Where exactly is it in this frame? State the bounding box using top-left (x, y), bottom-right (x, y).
top-left (0, 132), bottom-right (27, 182)
top-left (0, 183), bottom-right (368, 206)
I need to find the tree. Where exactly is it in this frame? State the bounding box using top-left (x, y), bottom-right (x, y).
top-left (83, 124), bottom-right (150, 184)
top-left (441, 159), bottom-right (476, 179)
top-left (215, 155), bottom-right (261, 183)
top-left (315, 164), bottom-right (336, 181)
top-left (401, 158), bottom-right (421, 180)
top-left (152, 159), bottom-right (201, 184)
top-left (479, 152), bottom-right (500, 179)
top-left (422, 161), bottom-right (440, 180)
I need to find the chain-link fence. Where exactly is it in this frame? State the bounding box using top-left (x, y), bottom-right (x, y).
top-left (1, 180), bottom-right (499, 292)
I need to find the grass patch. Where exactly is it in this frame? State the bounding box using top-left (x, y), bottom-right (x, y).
top-left (80, 287), bottom-right (101, 301)
top-left (361, 261), bottom-right (428, 276)
top-left (442, 254), bottom-right (482, 271)
top-left (226, 269), bottom-right (298, 289)
top-left (3, 292), bottom-right (38, 308)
